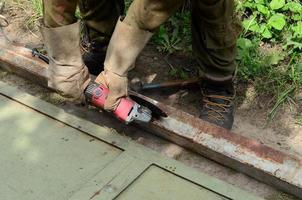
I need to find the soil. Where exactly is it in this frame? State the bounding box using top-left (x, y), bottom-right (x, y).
top-left (1, 2), bottom-right (301, 200)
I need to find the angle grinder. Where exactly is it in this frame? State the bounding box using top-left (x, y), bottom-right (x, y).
top-left (85, 82), bottom-right (152, 124)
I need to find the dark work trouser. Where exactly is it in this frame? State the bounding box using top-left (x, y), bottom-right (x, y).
top-left (42, 0), bottom-right (124, 42)
top-left (125, 0), bottom-right (241, 82)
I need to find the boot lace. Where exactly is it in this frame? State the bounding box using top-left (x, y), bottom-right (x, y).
top-left (202, 94), bottom-right (234, 122)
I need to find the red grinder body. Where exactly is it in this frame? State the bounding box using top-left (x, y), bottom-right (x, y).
top-left (85, 83), bottom-right (152, 124)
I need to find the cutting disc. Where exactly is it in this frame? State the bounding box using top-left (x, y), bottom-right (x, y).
top-left (129, 91), bottom-right (167, 119)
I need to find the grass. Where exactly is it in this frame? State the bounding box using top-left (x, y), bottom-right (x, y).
top-left (9, 0), bottom-right (42, 30)
top-left (235, 0), bottom-right (302, 120)
top-left (152, 11), bottom-right (191, 54)
top-left (297, 116), bottom-right (302, 125)
top-left (236, 36), bottom-right (302, 119)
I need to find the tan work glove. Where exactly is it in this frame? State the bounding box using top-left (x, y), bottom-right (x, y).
top-left (40, 21), bottom-right (90, 103)
top-left (95, 70), bottom-right (128, 111)
top-left (95, 18), bottom-right (153, 111)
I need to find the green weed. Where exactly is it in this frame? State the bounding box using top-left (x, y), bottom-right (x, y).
top-left (8, 0), bottom-right (42, 30)
top-left (154, 25), bottom-right (182, 54)
top-left (152, 11), bottom-right (191, 54)
top-left (27, 0), bottom-right (42, 29)
top-left (297, 116), bottom-right (302, 125)
top-left (236, 36), bottom-right (302, 118)
top-left (236, 0), bottom-right (302, 119)
top-left (127, 0), bottom-right (191, 54)
top-left (238, 0), bottom-right (302, 62)
top-left (169, 67), bottom-right (190, 80)
top-left (236, 38), bottom-right (267, 79)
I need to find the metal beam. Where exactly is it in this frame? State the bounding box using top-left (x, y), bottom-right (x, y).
top-left (0, 38), bottom-right (302, 198)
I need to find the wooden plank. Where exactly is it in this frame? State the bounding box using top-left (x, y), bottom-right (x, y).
top-left (0, 38), bottom-right (302, 198)
top-left (0, 81), bottom-right (262, 200)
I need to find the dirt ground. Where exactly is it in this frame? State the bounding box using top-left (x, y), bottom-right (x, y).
top-left (1, 2), bottom-right (301, 200)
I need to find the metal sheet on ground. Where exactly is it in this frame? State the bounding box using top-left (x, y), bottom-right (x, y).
top-left (0, 82), bottom-right (262, 200)
top-left (0, 95), bottom-right (121, 200)
top-left (116, 165), bottom-right (229, 200)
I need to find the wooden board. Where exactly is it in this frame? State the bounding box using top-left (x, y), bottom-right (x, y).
top-left (0, 81), bottom-right (262, 200)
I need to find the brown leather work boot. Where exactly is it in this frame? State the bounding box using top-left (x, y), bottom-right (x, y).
top-left (200, 81), bottom-right (235, 130)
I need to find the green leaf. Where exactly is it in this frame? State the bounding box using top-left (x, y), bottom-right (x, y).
top-left (269, 0), bottom-right (285, 10)
top-left (237, 38), bottom-right (253, 49)
top-left (297, 116), bottom-right (302, 126)
top-left (268, 53), bottom-right (285, 65)
top-left (255, 0), bottom-right (266, 5)
top-left (243, 1), bottom-right (255, 9)
top-left (257, 4), bottom-right (270, 16)
top-left (291, 22), bottom-right (302, 38)
top-left (261, 27), bottom-right (273, 38)
top-left (268, 14), bottom-right (286, 30)
top-left (283, 2), bottom-right (302, 13)
top-left (286, 39), bottom-right (302, 50)
top-left (236, 38), bottom-right (253, 60)
top-left (259, 24), bottom-right (272, 38)
top-left (243, 17), bottom-right (261, 33)
top-left (291, 14), bottom-right (302, 21)
top-left (269, 86), bottom-right (296, 119)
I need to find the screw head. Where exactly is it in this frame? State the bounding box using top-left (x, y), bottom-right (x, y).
top-left (94, 88), bottom-right (102, 98)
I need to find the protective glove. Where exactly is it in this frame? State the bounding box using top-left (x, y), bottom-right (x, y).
top-left (40, 21), bottom-right (90, 103)
top-left (95, 18), bottom-right (153, 111)
top-left (95, 70), bottom-right (128, 111)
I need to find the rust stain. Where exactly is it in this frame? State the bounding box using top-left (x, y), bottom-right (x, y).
top-left (89, 189), bottom-right (102, 200)
top-left (154, 101), bottom-right (290, 164)
top-left (196, 122), bottom-right (287, 164)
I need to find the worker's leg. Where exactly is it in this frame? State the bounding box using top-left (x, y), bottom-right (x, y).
top-left (79, 0), bottom-right (124, 41)
top-left (79, 0), bottom-right (125, 75)
top-left (42, 0), bottom-right (78, 27)
top-left (124, 0), bottom-right (184, 31)
top-left (41, 0), bottom-right (90, 103)
top-left (191, 0), bottom-right (242, 129)
top-left (43, 0), bottom-right (124, 36)
top-left (192, 0), bottom-right (241, 82)
top-left (96, 0), bottom-right (185, 110)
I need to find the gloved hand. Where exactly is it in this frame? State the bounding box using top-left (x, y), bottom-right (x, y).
top-left (95, 18), bottom-right (153, 111)
top-left (40, 21), bottom-right (90, 103)
top-left (95, 70), bottom-right (128, 111)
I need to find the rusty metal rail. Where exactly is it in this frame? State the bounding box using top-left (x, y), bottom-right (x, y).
top-left (0, 38), bottom-right (302, 198)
